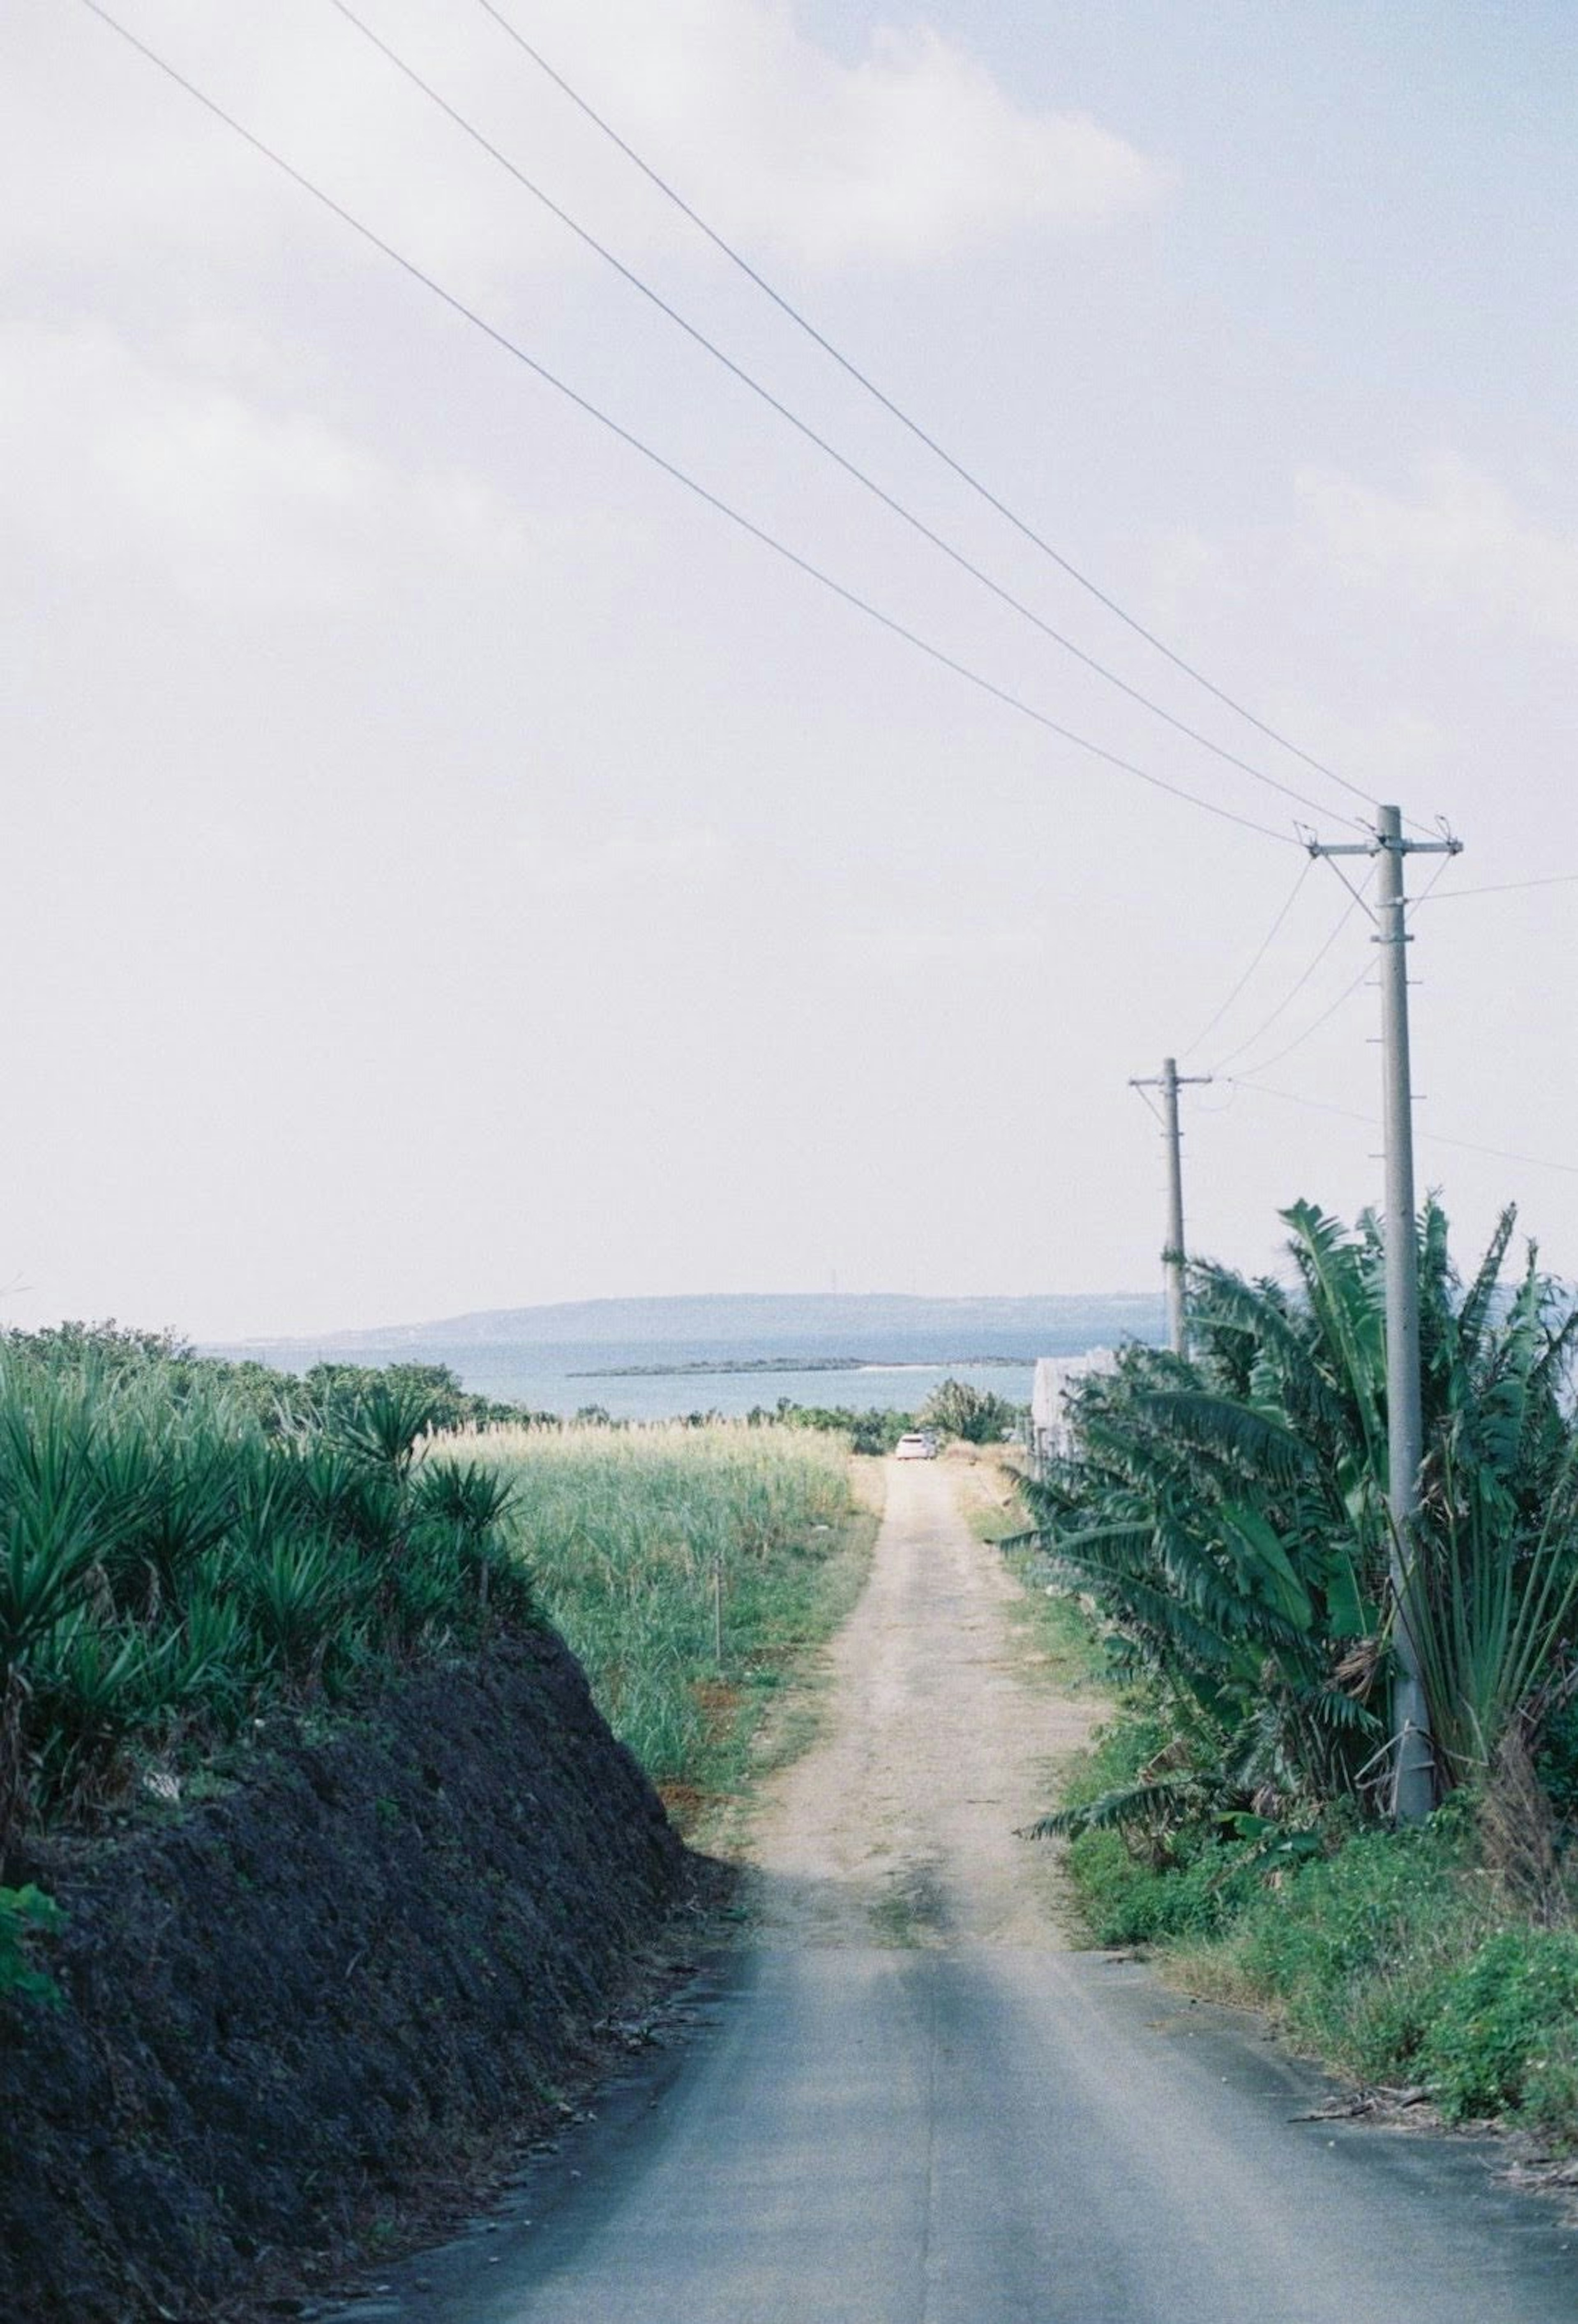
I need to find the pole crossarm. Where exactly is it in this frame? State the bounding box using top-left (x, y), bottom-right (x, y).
top-left (1306, 835), bottom-right (1463, 862)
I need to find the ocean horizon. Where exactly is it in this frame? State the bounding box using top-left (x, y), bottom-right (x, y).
top-left (206, 1296), bottom-right (1164, 1421)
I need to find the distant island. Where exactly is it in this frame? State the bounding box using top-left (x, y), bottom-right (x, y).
top-left (568, 1354), bottom-right (1037, 1379)
top-left (213, 1289), bottom-right (1164, 1359)
top-left (205, 1289), bottom-right (1163, 1415)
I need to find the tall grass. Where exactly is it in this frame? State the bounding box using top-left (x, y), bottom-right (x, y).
top-left (450, 1423), bottom-right (860, 1797)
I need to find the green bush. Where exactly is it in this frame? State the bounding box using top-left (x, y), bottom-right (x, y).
top-left (1421, 1926), bottom-right (1578, 2121)
top-left (0, 1351), bottom-right (534, 1845)
top-left (761, 1401), bottom-right (918, 1456)
top-left (1199, 1821), bottom-right (1487, 2082)
top-left (920, 1379), bottom-right (1019, 1444)
top-left (1056, 1706), bottom-right (1578, 2140)
top-left (1022, 1199), bottom-right (1578, 1827)
top-left (1535, 1694), bottom-right (1578, 1823)
top-left (0, 1323), bottom-right (548, 1437)
top-left (1059, 1710), bottom-right (1262, 1946)
top-left (0, 1885), bottom-right (65, 2008)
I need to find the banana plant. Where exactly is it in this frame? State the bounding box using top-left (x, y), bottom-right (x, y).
top-left (1024, 1199), bottom-right (1578, 1828)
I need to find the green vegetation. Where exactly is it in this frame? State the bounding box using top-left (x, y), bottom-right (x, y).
top-left (921, 1378), bottom-right (1021, 1443)
top-left (1, 1324), bottom-right (870, 1844)
top-left (454, 1422), bottom-right (865, 1809)
top-left (0, 1347), bottom-right (531, 1854)
top-left (769, 1376), bottom-right (1025, 1456)
top-left (2, 1321), bottom-right (540, 1435)
top-left (1063, 1745), bottom-right (1578, 2138)
top-left (1024, 1200), bottom-right (1578, 1832)
top-left (760, 1398), bottom-right (917, 1455)
top-left (0, 1884), bottom-right (65, 2006)
top-left (1026, 1197), bottom-right (1578, 2140)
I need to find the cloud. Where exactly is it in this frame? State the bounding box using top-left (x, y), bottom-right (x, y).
top-left (0, 320), bottom-right (537, 611)
top-left (1296, 454), bottom-right (1578, 647)
top-left (10, 1), bottom-right (1164, 300)
top-left (527, 5), bottom-right (1166, 265)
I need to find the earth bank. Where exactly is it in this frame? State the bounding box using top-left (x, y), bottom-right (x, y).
top-left (0, 1626), bottom-right (690, 2323)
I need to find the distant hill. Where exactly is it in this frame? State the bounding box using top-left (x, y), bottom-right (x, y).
top-left (212, 1290), bottom-right (1164, 1365)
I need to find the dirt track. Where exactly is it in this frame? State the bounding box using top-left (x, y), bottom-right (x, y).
top-left (747, 1451), bottom-right (1098, 1947)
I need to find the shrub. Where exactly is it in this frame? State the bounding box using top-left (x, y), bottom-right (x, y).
top-left (0, 1350), bottom-right (533, 1848)
top-left (920, 1380), bottom-right (1019, 1444)
top-left (1022, 1199), bottom-right (1578, 1829)
top-left (1057, 1709), bottom-right (1262, 1946)
top-left (0, 1885), bottom-right (64, 2008)
top-left (761, 1401), bottom-right (918, 1456)
top-left (1201, 1821), bottom-right (1488, 2082)
top-left (1421, 1926), bottom-right (1578, 2121)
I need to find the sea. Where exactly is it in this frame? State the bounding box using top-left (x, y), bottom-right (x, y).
top-left (217, 1332), bottom-right (1123, 1423)
top-left (422, 1346), bottom-right (1036, 1423)
top-left (211, 1297), bottom-right (1164, 1423)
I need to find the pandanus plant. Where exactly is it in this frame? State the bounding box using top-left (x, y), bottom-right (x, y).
top-left (0, 1348), bottom-right (531, 1850)
top-left (1024, 1199), bottom-right (1578, 1835)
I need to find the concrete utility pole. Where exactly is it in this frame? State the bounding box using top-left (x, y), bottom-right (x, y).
top-left (1129, 1057), bottom-right (1212, 1357)
top-left (1308, 804), bottom-right (1461, 1825)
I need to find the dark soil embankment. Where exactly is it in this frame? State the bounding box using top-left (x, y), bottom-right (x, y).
top-left (0, 1627), bottom-right (689, 2322)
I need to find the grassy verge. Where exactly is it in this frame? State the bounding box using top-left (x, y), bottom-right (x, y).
top-left (954, 1447), bottom-right (1027, 1546)
top-left (1055, 1692), bottom-right (1578, 2146)
top-left (453, 1423), bottom-right (875, 1826)
top-left (953, 1454), bottom-right (1110, 1697)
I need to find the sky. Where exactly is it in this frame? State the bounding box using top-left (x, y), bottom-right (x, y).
top-left (1, 0), bottom-right (1575, 1339)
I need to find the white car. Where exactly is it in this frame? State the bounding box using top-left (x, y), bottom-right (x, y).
top-left (894, 1431), bottom-right (936, 1460)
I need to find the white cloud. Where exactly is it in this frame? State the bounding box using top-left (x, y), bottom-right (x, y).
top-left (0, 320), bottom-right (536, 610)
top-left (529, 6), bottom-right (1166, 265)
top-left (1296, 454), bottom-right (1578, 647)
top-left (7, 1), bottom-right (1163, 299)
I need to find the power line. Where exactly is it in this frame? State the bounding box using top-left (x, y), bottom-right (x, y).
top-left (1416, 873), bottom-right (1578, 905)
top-left (1208, 879), bottom-right (1373, 1074)
top-left (1227, 1079), bottom-right (1371, 1126)
top-left (471, 0), bottom-right (1388, 823)
top-left (1410, 848), bottom-right (1460, 911)
top-left (1227, 959), bottom-right (1372, 1080)
top-left (1180, 858), bottom-right (1311, 1059)
top-left (318, 0), bottom-right (1344, 828)
top-left (1232, 1078), bottom-right (1578, 1180)
top-left (74, 0), bottom-right (1302, 852)
top-left (1420, 1127), bottom-right (1578, 1178)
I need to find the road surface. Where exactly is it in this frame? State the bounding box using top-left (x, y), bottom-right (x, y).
top-left (327, 1455), bottom-right (1578, 2323)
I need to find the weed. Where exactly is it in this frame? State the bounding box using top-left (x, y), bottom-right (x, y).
top-left (1422, 1926), bottom-right (1578, 2123)
top-left (0, 1884), bottom-right (65, 2008)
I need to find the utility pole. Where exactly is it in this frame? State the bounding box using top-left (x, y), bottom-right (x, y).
top-left (1129, 1057), bottom-right (1212, 1357)
top-left (1308, 804), bottom-right (1461, 1824)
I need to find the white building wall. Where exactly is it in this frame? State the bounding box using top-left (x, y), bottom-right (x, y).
top-left (1029, 1350), bottom-right (1116, 1473)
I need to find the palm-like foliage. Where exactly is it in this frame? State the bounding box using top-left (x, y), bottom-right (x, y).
top-left (1024, 1199), bottom-right (1578, 1828)
top-left (0, 1350), bottom-right (534, 1854)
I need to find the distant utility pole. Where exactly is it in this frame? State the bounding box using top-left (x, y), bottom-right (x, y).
top-left (1129, 1056), bottom-right (1212, 1358)
top-left (1308, 803), bottom-right (1461, 1826)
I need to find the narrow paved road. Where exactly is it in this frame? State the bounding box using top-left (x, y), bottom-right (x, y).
top-left (330, 1457), bottom-right (1578, 2324)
